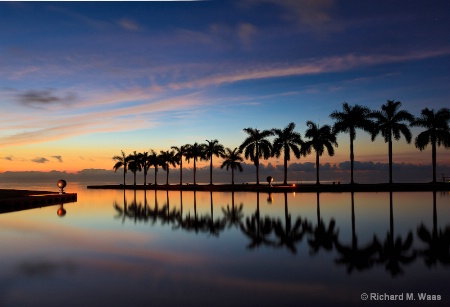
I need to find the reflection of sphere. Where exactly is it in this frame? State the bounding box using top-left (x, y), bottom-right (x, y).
top-left (57, 179), bottom-right (67, 189)
top-left (57, 205), bottom-right (66, 217)
top-left (267, 176), bottom-right (273, 184)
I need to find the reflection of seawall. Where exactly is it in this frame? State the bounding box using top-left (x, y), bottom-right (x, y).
top-left (0, 190), bottom-right (77, 214)
top-left (89, 182), bottom-right (450, 192)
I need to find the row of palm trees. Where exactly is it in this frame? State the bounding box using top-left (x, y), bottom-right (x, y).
top-left (113, 102), bottom-right (450, 185)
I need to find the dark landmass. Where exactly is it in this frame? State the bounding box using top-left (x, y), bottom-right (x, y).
top-left (87, 182), bottom-right (450, 193)
top-left (0, 189), bottom-right (77, 214)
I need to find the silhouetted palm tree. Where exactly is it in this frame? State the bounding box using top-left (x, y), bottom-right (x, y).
top-left (272, 122), bottom-right (303, 185)
top-left (303, 121), bottom-right (338, 184)
top-left (184, 142), bottom-right (207, 185)
top-left (412, 108), bottom-right (450, 183)
top-left (149, 150), bottom-right (162, 185)
top-left (330, 103), bottom-right (373, 184)
top-left (127, 151), bottom-right (141, 186)
top-left (140, 151), bottom-right (151, 186)
top-left (171, 145), bottom-right (188, 185)
top-left (239, 127), bottom-right (273, 185)
top-left (205, 139), bottom-right (225, 185)
top-left (112, 150), bottom-right (128, 185)
top-left (160, 149), bottom-right (179, 185)
top-left (370, 100), bottom-right (414, 184)
top-left (220, 147), bottom-right (244, 185)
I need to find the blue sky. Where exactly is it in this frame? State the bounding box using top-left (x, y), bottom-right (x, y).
top-left (1, 0), bottom-right (449, 181)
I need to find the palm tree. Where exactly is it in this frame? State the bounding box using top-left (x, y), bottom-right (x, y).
top-left (127, 151), bottom-right (141, 186)
top-left (220, 147), bottom-right (244, 185)
top-left (303, 121), bottom-right (338, 184)
top-left (330, 103), bottom-right (373, 184)
top-left (412, 107), bottom-right (450, 183)
top-left (370, 100), bottom-right (414, 184)
top-left (171, 145), bottom-right (188, 185)
top-left (148, 150), bottom-right (162, 185)
top-left (112, 150), bottom-right (128, 185)
top-left (184, 142), bottom-right (207, 185)
top-left (140, 151), bottom-right (152, 186)
top-left (272, 122), bottom-right (303, 185)
top-left (159, 149), bottom-right (179, 185)
top-left (239, 128), bottom-right (273, 185)
top-left (205, 139), bottom-right (225, 185)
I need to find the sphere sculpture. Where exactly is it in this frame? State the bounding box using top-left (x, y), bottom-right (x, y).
top-left (267, 176), bottom-right (273, 187)
top-left (57, 179), bottom-right (67, 194)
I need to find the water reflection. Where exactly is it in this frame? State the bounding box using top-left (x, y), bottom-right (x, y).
top-left (112, 189), bottom-right (450, 277)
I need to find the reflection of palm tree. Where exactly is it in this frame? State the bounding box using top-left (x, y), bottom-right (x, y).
top-left (240, 192), bottom-right (274, 250)
top-left (222, 191), bottom-right (244, 228)
top-left (334, 192), bottom-right (380, 273)
top-left (370, 100), bottom-right (414, 184)
top-left (112, 150), bottom-right (128, 185)
top-left (113, 189), bottom-right (128, 223)
top-left (272, 122), bottom-right (303, 185)
top-left (303, 122), bottom-right (338, 185)
top-left (417, 191), bottom-right (450, 266)
top-left (160, 149), bottom-right (178, 185)
top-left (205, 192), bottom-right (226, 236)
top-left (412, 107), bottom-right (450, 183)
top-left (308, 192), bottom-right (337, 254)
top-left (330, 103), bottom-right (372, 184)
top-left (239, 128), bottom-right (273, 185)
top-left (273, 193), bottom-right (309, 254)
top-left (377, 192), bottom-right (416, 276)
top-left (185, 143), bottom-right (207, 185)
top-left (205, 139), bottom-right (225, 185)
top-left (220, 147), bottom-right (244, 185)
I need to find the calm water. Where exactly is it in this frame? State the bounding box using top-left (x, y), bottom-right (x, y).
top-left (1, 183), bottom-right (449, 306)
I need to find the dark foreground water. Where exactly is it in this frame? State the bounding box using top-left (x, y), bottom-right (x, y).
top-left (1, 183), bottom-right (449, 306)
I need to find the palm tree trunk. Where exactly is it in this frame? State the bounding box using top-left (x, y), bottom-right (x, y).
top-left (432, 140), bottom-right (437, 183)
top-left (210, 156), bottom-right (213, 185)
top-left (232, 168), bottom-right (235, 185)
top-left (154, 168), bottom-right (158, 185)
top-left (256, 163), bottom-right (259, 185)
top-left (256, 144), bottom-right (260, 185)
top-left (284, 155), bottom-right (288, 185)
top-left (194, 159), bottom-right (197, 185)
top-left (388, 137), bottom-right (393, 184)
top-left (144, 169), bottom-right (147, 186)
top-left (133, 171), bottom-right (136, 186)
top-left (166, 168), bottom-right (169, 185)
top-left (123, 169), bottom-right (126, 186)
top-left (179, 160), bottom-right (183, 185)
top-left (316, 152), bottom-right (320, 185)
top-left (350, 137), bottom-right (355, 184)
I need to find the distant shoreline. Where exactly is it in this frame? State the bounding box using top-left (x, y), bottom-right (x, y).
top-left (86, 182), bottom-right (450, 193)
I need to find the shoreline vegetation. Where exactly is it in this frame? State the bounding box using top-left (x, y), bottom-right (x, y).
top-left (112, 104), bottom-right (450, 188)
top-left (86, 182), bottom-right (450, 193)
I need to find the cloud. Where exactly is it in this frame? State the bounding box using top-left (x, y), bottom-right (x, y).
top-left (31, 157), bottom-right (49, 164)
top-left (117, 18), bottom-right (140, 31)
top-left (1, 156), bottom-right (14, 161)
top-left (238, 23), bottom-right (257, 50)
top-left (51, 156), bottom-right (63, 162)
top-left (241, 0), bottom-right (338, 33)
top-left (17, 89), bottom-right (77, 108)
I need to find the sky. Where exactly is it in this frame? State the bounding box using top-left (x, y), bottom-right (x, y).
top-left (1, 0), bottom-right (450, 183)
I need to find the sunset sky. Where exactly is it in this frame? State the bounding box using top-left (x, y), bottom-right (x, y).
top-left (1, 1), bottom-right (449, 179)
